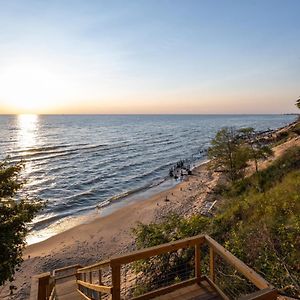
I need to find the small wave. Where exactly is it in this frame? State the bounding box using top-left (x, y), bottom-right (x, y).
top-left (97, 177), bottom-right (166, 208)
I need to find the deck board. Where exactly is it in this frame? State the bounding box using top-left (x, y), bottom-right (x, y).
top-left (153, 281), bottom-right (222, 300)
top-left (55, 272), bottom-right (84, 300)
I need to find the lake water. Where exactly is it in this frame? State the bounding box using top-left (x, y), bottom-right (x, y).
top-left (0, 114), bottom-right (296, 243)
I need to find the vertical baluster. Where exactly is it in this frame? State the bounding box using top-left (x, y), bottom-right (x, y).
top-left (98, 269), bottom-right (102, 300)
top-left (209, 247), bottom-right (215, 282)
top-left (195, 243), bottom-right (201, 283)
top-left (111, 263), bottom-right (121, 300)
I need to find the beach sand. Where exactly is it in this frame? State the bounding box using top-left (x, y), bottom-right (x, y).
top-left (0, 162), bottom-right (222, 299)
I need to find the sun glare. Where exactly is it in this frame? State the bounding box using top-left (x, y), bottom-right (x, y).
top-left (0, 60), bottom-right (68, 113)
top-left (18, 114), bottom-right (39, 149)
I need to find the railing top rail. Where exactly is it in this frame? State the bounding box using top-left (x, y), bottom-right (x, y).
top-left (75, 234), bottom-right (273, 292)
top-left (77, 259), bottom-right (110, 273)
top-left (110, 234), bottom-right (205, 265)
top-left (204, 235), bottom-right (272, 290)
top-left (53, 264), bottom-right (82, 275)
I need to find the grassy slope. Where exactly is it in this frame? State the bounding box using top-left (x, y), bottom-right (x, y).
top-left (212, 146), bottom-right (300, 296)
top-left (133, 146), bottom-right (300, 297)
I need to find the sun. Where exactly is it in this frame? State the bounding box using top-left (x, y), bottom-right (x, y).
top-left (0, 60), bottom-right (68, 113)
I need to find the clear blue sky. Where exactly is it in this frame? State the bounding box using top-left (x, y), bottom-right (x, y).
top-left (0, 0), bottom-right (299, 114)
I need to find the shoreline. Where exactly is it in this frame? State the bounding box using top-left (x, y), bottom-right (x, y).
top-left (24, 159), bottom-right (216, 258)
top-left (26, 158), bottom-right (209, 245)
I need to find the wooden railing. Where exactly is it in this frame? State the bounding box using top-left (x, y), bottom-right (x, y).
top-left (30, 264), bottom-right (81, 300)
top-left (75, 235), bottom-right (277, 300)
top-left (30, 272), bottom-right (55, 300)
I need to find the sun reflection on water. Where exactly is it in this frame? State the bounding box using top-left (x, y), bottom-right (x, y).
top-left (17, 114), bottom-right (39, 150)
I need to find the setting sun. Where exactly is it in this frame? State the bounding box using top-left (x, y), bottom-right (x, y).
top-left (0, 60), bottom-right (69, 113)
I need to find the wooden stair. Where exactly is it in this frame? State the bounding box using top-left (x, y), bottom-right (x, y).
top-left (30, 235), bottom-right (278, 300)
top-left (54, 272), bottom-right (83, 300)
top-left (153, 281), bottom-right (222, 300)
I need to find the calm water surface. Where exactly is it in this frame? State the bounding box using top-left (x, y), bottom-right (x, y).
top-left (0, 114), bottom-right (296, 243)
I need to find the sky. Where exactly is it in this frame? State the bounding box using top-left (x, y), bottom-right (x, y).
top-left (0, 0), bottom-right (299, 114)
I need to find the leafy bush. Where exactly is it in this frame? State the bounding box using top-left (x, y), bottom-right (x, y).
top-left (0, 160), bottom-right (43, 286)
top-left (131, 214), bottom-right (209, 295)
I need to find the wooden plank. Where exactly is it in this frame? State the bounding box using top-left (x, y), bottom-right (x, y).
top-left (238, 288), bottom-right (277, 300)
top-left (77, 280), bottom-right (112, 294)
top-left (30, 275), bottom-right (40, 300)
top-left (111, 235), bottom-right (205, 265)
top-left (98, 269), bottom-right (102, 285)
top-left (204, 235), bottom-right (271, 289)
top-left (195, 244), bottom-right (201, 282)
top-left (77, 259), bottom-right (111, 273)
top-left (53, 264), bottom-right (82, 275)
top-left (36, 273), bottom-right (51, 300)
top-left (55, 273), bottom-right (78, 281)
top-left (77, 288), bottom-right (93, 300)
top-left (131, 278), bottom-right (199, 300)
top-left (209, 247), bottom-right (215, 282)
top-left (204, 275), bottom-right (230, 300)
top-left (49, 286), bottom-right (56, 300)
top-left (111, 263), bottom-right (121, 300)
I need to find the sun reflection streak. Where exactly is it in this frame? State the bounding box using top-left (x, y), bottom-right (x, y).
top-left (17, 114), bottom-right (39, 150)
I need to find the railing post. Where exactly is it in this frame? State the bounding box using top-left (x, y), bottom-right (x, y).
top-left (98, 269), bottom-right (102, 299)
top-left (209, 247), bottom-right (215, 282)
top-left (111, 262), bottom-right (121, 300)
top-left (195, 243), bottom-right (201, 283)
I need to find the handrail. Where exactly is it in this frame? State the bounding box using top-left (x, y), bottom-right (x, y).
top-left (53, 264), bottom-right (82, 275)
top-left (77, 259), bottom-right (110, 273)
top-left (111, 234), bottom-right (205, 265)
top-left (238, 288), bottom-right (277, 300)
top-left (204, 235), bottom-right (272, 290)
top-left (77, 280), bottom-right (113, 294)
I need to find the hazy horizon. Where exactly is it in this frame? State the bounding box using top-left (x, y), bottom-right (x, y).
top-left (0, 0), bottom-right (299, 114)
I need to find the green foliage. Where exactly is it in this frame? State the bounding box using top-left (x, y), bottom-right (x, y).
top-left (296, 98), bottom-right (300, 110)
top-left (214, 171), bottom-right (300, 296)
top-left (291, 122), bottom-right (300, 135)
top-left (0, 160), bottom-right (42, 286)
top-left (132, 214), bottom-right (209, 295)
top-left (208, 127), bottom-right (273, 182)
top-left (224, 146), bottom-right (300, 197)
top-left (238, 127), bottom-right (273, 172)
top-left (133, 214), bottom-right (210, 248)
top-left (208, 127), bottom-right (250, 181)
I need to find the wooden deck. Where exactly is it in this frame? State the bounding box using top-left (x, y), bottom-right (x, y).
top-left (55, 275), bottom-right (83, 300)
top-left (153, 282), bottom-right (222, 300)
top-left (51, 279), bottom-right (222, 300)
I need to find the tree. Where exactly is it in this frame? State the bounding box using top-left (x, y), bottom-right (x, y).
top-left (208, 127), bottom-right (250, 181)
top-left (296, 98), bottom-right (300, 110)
top-left (0, 160), bottom-right (42, 286)
top-left (238, 128), bottom-right (273, 173)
